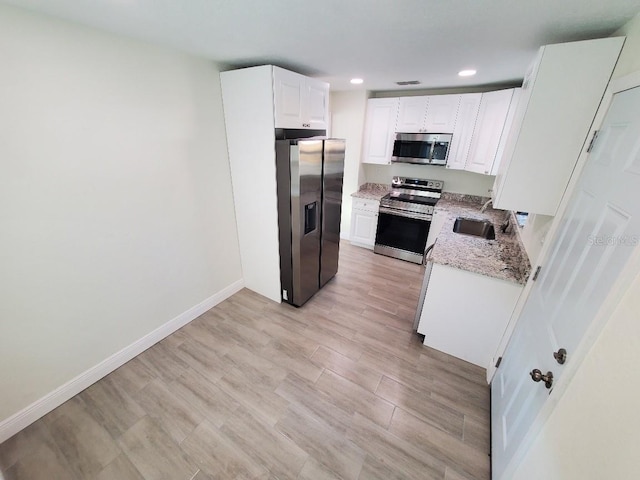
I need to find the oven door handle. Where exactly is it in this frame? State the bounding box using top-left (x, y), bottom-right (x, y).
top-left (378, 206), bottom-right (432, 221)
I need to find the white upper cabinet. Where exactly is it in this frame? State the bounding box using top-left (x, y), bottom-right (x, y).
top-left (466, 89), bottom-right (518, 175)
top-left (273, 66), bottom-right (329, 130)
top-left (396, 95), bottom-right (461, 133)
top-left (446, 93), bottom-right (482, 170)
top-left (424, 94), bottom-right (461, 133)
top-left (396, 96), bottom-right (429, 133)
top-left (361, 98), bottom-right (400, 165)
top-left (306, 80), bottom-right (329, 130)
top-left (493, 37), bottom-right (625, 216)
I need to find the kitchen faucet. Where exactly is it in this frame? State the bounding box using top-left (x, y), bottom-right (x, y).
top-left (480, 198), bottom-right (493, 212)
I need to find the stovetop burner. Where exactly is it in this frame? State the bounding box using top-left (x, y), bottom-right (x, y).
top-left (379, 177), bottom-right (444, 217)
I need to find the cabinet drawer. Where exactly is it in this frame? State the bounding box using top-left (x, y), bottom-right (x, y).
top-left (352, 198), bottom-right (380, 212)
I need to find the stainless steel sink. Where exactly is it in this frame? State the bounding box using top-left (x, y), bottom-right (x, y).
top-left (452, 217), bottom-right (496, 240)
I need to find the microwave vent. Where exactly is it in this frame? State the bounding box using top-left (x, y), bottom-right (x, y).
top-left (396, 80), bottom-right (421, 86)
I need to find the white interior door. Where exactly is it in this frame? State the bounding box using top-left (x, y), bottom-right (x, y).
top-left (492, 85), bottom-right (640, 479)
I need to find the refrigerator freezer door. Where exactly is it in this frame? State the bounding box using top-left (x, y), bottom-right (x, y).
top-left (319, 139), bottom-right (345, 286)
top-left (292, 140), bottom-right (323, 305)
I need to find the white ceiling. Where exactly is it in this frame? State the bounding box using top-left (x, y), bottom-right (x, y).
top-left (3, 0), bottom-right (639, 91)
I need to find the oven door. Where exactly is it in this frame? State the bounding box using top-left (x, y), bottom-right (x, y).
top-left (374, 208), bottom-right (431, 264)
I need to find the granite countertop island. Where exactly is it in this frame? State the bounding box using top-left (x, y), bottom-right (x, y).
top-left (431, 194), bottom-right (532, 285)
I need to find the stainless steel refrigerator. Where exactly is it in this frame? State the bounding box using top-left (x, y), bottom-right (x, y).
top-left (275, 137), bottom-right (345, 307)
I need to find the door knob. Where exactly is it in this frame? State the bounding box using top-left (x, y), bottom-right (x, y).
top-left (530, 369), bottom-right (553, 389)
top-left (553, 348), bottom-right (567, 365)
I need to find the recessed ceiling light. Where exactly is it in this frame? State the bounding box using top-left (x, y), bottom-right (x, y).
top-left (458, 69), bottom-right (477, 77)
top-left (350, 78), bottom-right (364, 85)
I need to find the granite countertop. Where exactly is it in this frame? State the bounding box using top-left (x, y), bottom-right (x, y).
top-left (431, 193), bottom-right (532, 285)
top-left (351, 183), bottom-right (390, 201)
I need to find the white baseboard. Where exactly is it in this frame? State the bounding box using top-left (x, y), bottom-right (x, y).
top-left (0, 279), bottom-right (244, 443)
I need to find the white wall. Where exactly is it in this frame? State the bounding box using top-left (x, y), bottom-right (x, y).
top-left (329, 91), bottom-right (368, 236)
top-left (519, 213), bottom-right (554, 265)
top-left (510, 13), bottom-right (640, 479)
top-left (364, 163), bottom-right (495, 196)
top-left (220, 66), bottom-right (280, 303)
top-left (612, 13), bottom-right (640, 79)
top-left (0, 5), bottom-right (242, 425)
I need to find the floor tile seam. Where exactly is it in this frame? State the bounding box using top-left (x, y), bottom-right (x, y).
top-left (47, 398), bottom-right (126, 479)
top-left (3, 419), bottom-right (82, 479)
top-left (346, 413), bottom-right (450, 479)
top-left (375, 384), bottom-right (465, 440)
top-left (428, 391), bottom-right (489, 421)
top-left (217, 412), bottom-right (310, 480)
top-left (358, 345), bottom-right (421, 369)
top-left (80, 379), bottom-right (149, 441)
top-left (310, 344), bottom-right (373, 373)
top-left (273, 407), bottom-right (368, 479)
top-left (117, 415), bottom-right (200, 478)
top-left (377, 376), bottom-right (466, 418)
top-left (390, 405), bottom-right (489, 459)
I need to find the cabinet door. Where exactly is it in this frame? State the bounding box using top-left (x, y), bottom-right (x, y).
top-left (350, 208), bottom-right (378, 248)
top-left (306, 78), bottom-right (329, 130)
top-left (417, 263), bottom-right (522, 367)
top-left (361, 98), bottom-right (400, 165)
top-left (446, 93), bottom-right (482, 170)
top-left (424, 94), bottom-right (461, 133)
top-left (396, 96), bottom-right (429, 133)
top-left (273, 67), bottom-right (305, 129)
top-left (493, 37), bottom-right (624, 216)
top-left (491, 89), bottom-right (521, 176)
top-left (466, 89), bottom-right (515, 175)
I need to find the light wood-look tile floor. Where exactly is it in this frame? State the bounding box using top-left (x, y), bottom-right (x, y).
top-left (0, 243), bottom-right (490, 480)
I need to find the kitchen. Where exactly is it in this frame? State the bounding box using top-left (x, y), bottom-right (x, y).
top-left (219, 34), bottom-right (639, 480)
top-left (2, 2), bottom-right (640, 480)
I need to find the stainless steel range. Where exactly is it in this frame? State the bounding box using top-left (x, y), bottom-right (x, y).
top-left (374, 176), bottom-right (443, 264)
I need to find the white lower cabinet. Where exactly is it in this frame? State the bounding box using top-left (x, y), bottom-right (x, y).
top-left (417, 263), bottom-right (522, 370)
top-left (349, 198), bottom-right (379, 249)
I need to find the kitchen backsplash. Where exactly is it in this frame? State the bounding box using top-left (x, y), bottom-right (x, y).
top-left (362, 163), bottom-right (495, 197)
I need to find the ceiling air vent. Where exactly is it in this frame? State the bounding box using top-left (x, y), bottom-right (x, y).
top-left (396, 80), bottom-right (421, 86)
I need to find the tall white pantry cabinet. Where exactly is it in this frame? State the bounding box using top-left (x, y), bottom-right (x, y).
top-left (220, 65), bottom-right (330, 303)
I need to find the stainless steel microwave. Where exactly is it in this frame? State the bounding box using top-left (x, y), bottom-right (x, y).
top-left (391, 133), bottom-right (452, 165)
